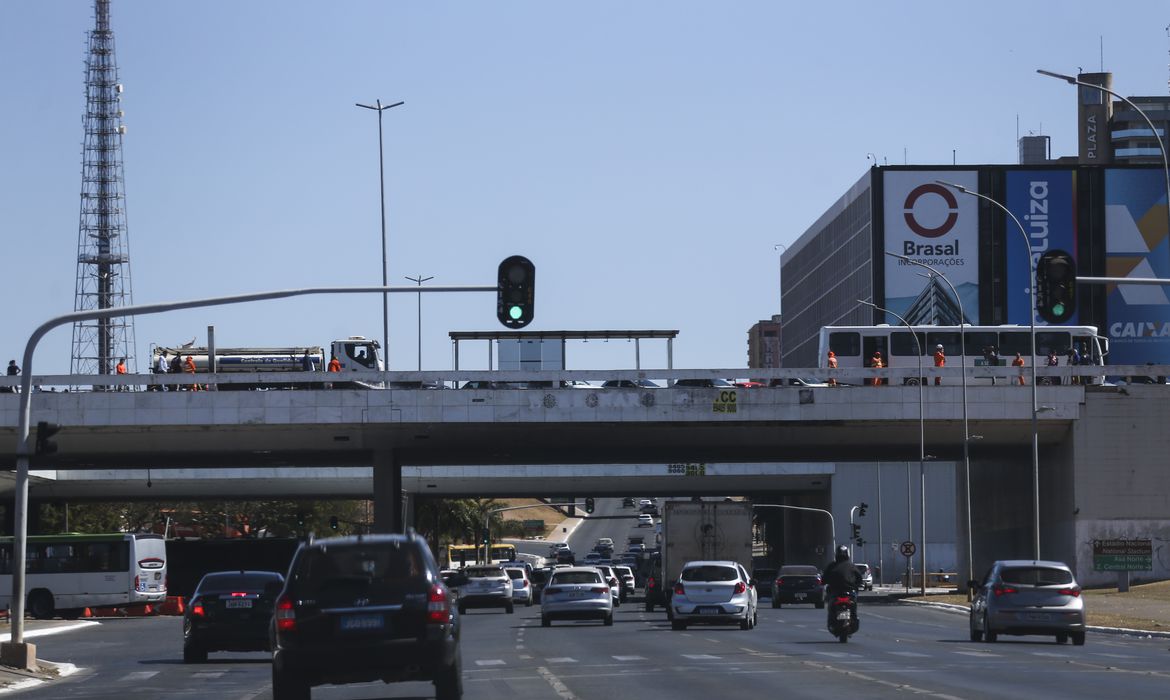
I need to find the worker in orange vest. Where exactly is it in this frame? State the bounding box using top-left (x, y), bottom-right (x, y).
top-left (826, 351), bottom-right (838, 386)
top-left (870, 351), bottom-right (884, 386)
top-left (327, 354), bottom-right (341, 373)
top-left (933, 344), bottom-right (946, 386)
top-left (1012, 352), bottom-right (1026, 385)
top-left (184, 354), bottom-right (201, 391)
top-left (115, 357), bottom-right (127, 392)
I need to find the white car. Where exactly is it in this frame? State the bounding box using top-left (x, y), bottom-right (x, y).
top-left (638, 514), bottom-right (654, 527)
top-left (614, 565), bottom-right (637, 597)
top-left (670, 560), bottom-right (758, 631)
top-left (541, 566), bottom-right (613, 627)
top-left (593, 564), bottom-right (622, 606)
top-left (503, 565), bottom-right (533, 606)
top-left (457, 565), bottom-right (514, 614)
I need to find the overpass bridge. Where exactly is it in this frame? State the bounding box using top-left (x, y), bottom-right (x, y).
top-left (2, 366), bottom-right (1168, 587)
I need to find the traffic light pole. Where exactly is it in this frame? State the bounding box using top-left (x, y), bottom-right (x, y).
top-left (752, 504), bottom-right (836, 560)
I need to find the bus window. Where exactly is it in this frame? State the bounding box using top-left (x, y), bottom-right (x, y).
top-left (1036, 331), bottom-right (1072, 356)
top-left (829, 332), bottom-right (860, 357)
top-left (926, 332), bottom-right (961, 356)
top-left (964, 332), bottom-right (998, 357)
top-left (998, 332), bottom-right (1031, 356)
top-left (890, 331), bottom-right (926, 356)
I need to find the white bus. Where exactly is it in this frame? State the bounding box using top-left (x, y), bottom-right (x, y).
top-left (0, 533), bottom-right (168, 619)
top-left (818, 325), bottom-right (1107, 386)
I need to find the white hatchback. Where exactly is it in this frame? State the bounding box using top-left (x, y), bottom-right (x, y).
top-left (541, 567), bottom-right (614, 627)
top-left (670, 560), bottom-right (758, 631)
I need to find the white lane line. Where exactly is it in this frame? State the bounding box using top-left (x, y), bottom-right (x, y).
top-left (1093, 653), bottom-right (1132, 658)
top-left (681, 654), bottom-right (720, 660)
top-left (612, 655), bottom-right (646, 662)
top-left (192, 671), bottom-right (225, 678)
top-left (519, 654), bottom-right (533, 660)
top-left (954, 651), bottom-right (999, 658)
top-left (1032, 652), bottom-right (1069, 658)
top-left (815, 651), bottom-right (862, 659)
top-left (888, 651), bottom-right (930, 657)
top-left (119, 671), bottom-right (159, 681)
top-left (475, 659), bottom-right (507, 666)
top-left (537, 666), bottom-right (579, 700)
top-left (546, 657), bottom-right (577, 664)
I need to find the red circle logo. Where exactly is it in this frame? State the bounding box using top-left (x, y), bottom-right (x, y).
top-left (903, 183), bottom-right (958, 238)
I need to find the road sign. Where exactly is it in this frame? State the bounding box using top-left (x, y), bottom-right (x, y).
top-left (900, 540), bottom-right (916, 557)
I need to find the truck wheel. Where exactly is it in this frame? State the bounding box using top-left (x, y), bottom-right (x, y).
top-left (434, 647), bottom-right (462, 700)
top-left (27, 590), bottom-right (54, 620)
top-left (506, 602), bottom-right (514, 614)
top-left (644, 602), bottom-right (654, 612)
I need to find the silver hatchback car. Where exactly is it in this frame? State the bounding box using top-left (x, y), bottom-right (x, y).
top-left (670, 560), bottom-right (758, 631)
top-left (541, 566), bottom-right (614, 626)
top-left (969, 560), bottom-right (1085, 645)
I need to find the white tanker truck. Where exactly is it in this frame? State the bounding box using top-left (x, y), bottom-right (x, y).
top-left (150, 336), bottom-right (382, 389)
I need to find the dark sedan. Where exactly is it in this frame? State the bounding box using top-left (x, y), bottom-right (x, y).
top-left (771, 565), bottom-right (824, 608)
top-left (183, 570), bottom-right (284, 662)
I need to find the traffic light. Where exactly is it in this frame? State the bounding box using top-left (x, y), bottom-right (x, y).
top-left (1036, 250), bottom-right (1076, 324)
top-left (329, 515), bottom-right (339, 530)
top-left (584, 497), bottom-right (595, 514)
top-left (296, 512), bottom-right (306, 527)
top-left (481, 528), bottom-right (490, 545)
top-left (858, 502), bottom-right (868, 517)
top-left (34, 421), bottom-right (60, 456)
top-left (851, 523), bottom-right (862, 544)
top-left (496, 255), bottom-right (535, 329)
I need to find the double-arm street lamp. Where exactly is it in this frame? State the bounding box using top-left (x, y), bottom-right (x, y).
top-left (356, 98), bottom-right (405, 370)
top-left (936, 181), bottom-right (1042, 562)
top-left (883, 251), bottom-right (973, 591)
top-left (404, 274), bottom-right (434, 371)
top-left (859, 299), bottom-right (927, 595)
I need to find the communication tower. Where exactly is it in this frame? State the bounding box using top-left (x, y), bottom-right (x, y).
top-left (71, 0), bottom-right (137, 378)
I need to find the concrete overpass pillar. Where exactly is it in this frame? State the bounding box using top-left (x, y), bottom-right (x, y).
top-left (372, 450), bottom-right (402, 534)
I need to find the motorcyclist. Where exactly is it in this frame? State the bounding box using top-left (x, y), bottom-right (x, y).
top-left (822, 545), bottom-right (862, 627)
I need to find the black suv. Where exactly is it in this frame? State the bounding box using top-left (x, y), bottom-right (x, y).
top-left (271, 532), bottom-right (461, 700)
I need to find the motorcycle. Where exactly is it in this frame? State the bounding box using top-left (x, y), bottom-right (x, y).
top-left (827, 590), bottom-right (859, 642)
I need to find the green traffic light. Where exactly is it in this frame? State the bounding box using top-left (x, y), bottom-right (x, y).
top-left (1052, 302), bottom-right (1065, 316)
top-left (509, 305), bottom-right (523, 320)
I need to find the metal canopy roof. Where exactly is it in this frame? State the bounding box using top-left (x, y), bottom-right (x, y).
top-left (448, 330), bottom-right (679, 341)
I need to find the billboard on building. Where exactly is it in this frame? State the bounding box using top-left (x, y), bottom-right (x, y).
top-left (1005, 170), bottom-right (1078, 325)
top-left (1105, 169), bottom-right (1170, 364)
top-left (882, 170), bottom-right (980, 324)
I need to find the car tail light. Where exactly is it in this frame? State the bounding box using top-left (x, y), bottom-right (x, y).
top-left (134, 574), bottom-right (140, 591)
top-left (190, 598), bottom-right (205, 617)
top-left (275, 595), bottom-right (296, 632)
top-left (591, 586), bottom-right (610, 594)
top-left (733, 581), bottom-right (746, 595)
top-left (992, 584), bottom-right (1018, 597)
top-left (427, 584), bottom-right (450, 624)
top-left (647, 576), bottom-right (657, 590)
top-left (673, 582), bottom-right (685, 596)
top-left (230, 591), bottom-right (248, 598)
top-left (816, 575), bottom-right (823, 585)
top-left (521, 580), bottom-right (529, 588)
top-left (834, 596), bottom-right (851, 605)
top-left (543, 586), bottom-right (561, 596)
top-left (1059, 586), bottom-right (1081, 597)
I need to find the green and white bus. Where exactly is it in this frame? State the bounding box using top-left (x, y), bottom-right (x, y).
top-left (0, 533), bottom-right (168, 619)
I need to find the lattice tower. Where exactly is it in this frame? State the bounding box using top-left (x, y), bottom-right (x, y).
top-left (71, 0), bottom-right (137, 378)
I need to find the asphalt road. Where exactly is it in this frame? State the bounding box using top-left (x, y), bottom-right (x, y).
top-left (12, 499), bottom-right (1170, 699)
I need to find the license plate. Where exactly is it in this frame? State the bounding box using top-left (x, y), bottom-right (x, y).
top-left (836, 612), bottom-right (851, 621)
top-left (1024, 612), bottom-right (1051, 621)
top-left (339, 614), bottom-right (384, 632)
top-left (698, 606), bottom-right (721, 615)
top-left (795, 593), bottom-right (806, 600)
top-left (225, 599), bottom-right (252, 609)
top-left (568, 592), bottom-right (585, 598)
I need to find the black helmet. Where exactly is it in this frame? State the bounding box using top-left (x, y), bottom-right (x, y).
top-left (835, 545), bottom-right (850, 562)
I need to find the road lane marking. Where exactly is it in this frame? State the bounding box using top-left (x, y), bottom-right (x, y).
top-left (537, 666), bottom-right (579, 700)
top-left (887, 651), bottom-right (930, 657)
top-left (475, 659), bottom-right (506, 666)
top-left (681, 654), bottom-right (720, 660)
top-left (954, 651), bottom-right (999, 658)
top-left (612, 655), bottom-right (646, 661)
top-left (119, 671), bottom-right (158, 681)
top-left (815, 651), bottom-right (862, 659)
top-left (192, 671), bottom-right (225, 678)
top-left (546, 657), bottom-right (577, 664)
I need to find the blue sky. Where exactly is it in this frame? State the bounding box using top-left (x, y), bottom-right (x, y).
top-left (2, 1), bottom-right (1168, 375)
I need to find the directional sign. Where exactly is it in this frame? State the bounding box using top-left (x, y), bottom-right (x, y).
top-left (900, 540), bottom-right (916, 557)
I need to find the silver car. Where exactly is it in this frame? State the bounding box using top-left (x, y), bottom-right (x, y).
top-left (457, 565), bottom-right (514, 614)
top-left (670, 560), bottom-right (758, 630)
top-left (541, 566), bottom-right (614, 626)
top-left (969, 560), bottom-right (1085, 645)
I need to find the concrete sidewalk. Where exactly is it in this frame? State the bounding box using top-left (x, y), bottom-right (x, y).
top-left (0, 620), bottom-right (92, 692)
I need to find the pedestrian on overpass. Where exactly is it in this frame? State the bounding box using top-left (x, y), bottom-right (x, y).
top-left (870, 351), bottom-right (883, 386)
top-left (826, 351), bottom-right (838, 386)
top-left (116, 357), bottom-right (127, 391)
top-left (1012, 352), bottom-right (1026, 386)
top-left (154, 351), bottom-right (169, 391)
top-left (933, 344), bottom-right (946, 386)
top-left (184, 354), bottom-right (201, 391)
top-left (3, 360), bottom-right (18, 393)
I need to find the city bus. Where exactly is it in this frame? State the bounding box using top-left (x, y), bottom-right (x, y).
top-left (444, 543), bottom-right (519, 569)
top-left (818, 325), bottom-right (1107, 386)
top-left (0, 533), bottom-right (168, 619)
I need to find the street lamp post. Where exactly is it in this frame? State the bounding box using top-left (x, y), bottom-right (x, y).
top-left (1037, 69), bottom-right (1170, 261)
top-left (884, 251), bottom-right (972, 590)
top-left (404, 275), bottom-right (434, 372)
top-left (356, 98), bottom-right (405, 371)
top-left (859, 299), bottom-right (927, 596)
top-left (937, 181), bottom-right (1042, 561)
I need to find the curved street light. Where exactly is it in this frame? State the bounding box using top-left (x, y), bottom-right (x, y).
top-left (883, 251), bottom-right (973, 592)
top-left (1037, 69), bottom-right (1170, 265)
top-left (859, 299), bottom-right (927, 595)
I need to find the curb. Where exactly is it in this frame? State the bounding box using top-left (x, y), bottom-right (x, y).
top-left (897, 597), bottom-right (1170, 639)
